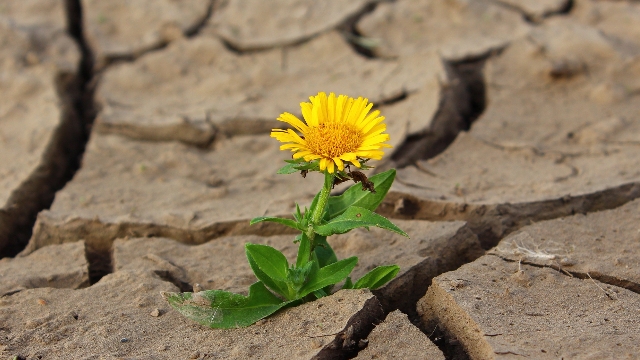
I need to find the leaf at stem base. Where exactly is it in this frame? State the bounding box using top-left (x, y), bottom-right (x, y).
top-left (163, 282), bottom-right (290, 329)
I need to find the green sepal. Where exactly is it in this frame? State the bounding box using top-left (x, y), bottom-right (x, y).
top-left (314, 206), bottom-right (409, 237)
top-left (249, 216), bottom-right (302, 231)
top-left (298, 256), bottom-right (358, 298)
top-left (326, 169), bottom-right (396, 219)
top-left (163, 282), bottom-right (290, 329)
top-left (353, 265), bottom-right (400, 290)
top-left (277, 159), bottom-right (320, 174)
top-left (277, 163), bottom-right (299, 175)
top-left (246, 244), bottom-right (292, 299)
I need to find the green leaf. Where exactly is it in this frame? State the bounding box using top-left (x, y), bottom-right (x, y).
top-left (163, 282), bottom-right (290, 328)
top-left (277, 162), bottom-right (300, 174)
top-left (246, 244), bottom-right (291, 298)
top-left (307, 190), bottom-right (322, 222)
top-left (310, 250), bottom-right (336, 296)
top-left (294, 203), bottom-right (302, 222)
top-left (314, 206), bottom-right (409, 237)
top-left (353, 265), bottom-right (400, 290)
top-left (287, 261), bottom-right (313, 289)
top-left (250, 216), bottom-right (301, 230)
top-left (342, 276), bottom-right (354, 290)
top-left (313, 236), bottom-right (337, 268)
top-left (245, 244), bottom-right (289, 280)
top-left (298, 256), bottom-right (358, 297)
top-left (313, 289), bottom-right (328, 299)
top-left (326, 169), bottom-right (396, 219)
top-left (277, 159), bottom-right (320, 174)
top-left (296, 232), bottom-right (311, 268)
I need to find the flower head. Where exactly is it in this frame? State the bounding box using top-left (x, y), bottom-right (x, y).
top-left (271, 92), bottom-right (392, 173)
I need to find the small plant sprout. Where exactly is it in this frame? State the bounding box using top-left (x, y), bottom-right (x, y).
top-left (164, 92), bottom-right (408, 328)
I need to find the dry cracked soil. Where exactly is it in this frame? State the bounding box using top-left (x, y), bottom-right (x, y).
top-left (1, 0), bottom-right (639, 359)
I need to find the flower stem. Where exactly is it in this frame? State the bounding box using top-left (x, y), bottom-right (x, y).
top-left (306, 171), bottom-right (334, 250)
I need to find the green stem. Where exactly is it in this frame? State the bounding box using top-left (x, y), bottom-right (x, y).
top-left (306, 171), bottom-right (334, 251)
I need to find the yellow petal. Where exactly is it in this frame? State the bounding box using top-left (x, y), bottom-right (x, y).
top-left (342, 96), bottom-right (353, 124)
top-left (280, 144), bottom-right (302, 151)
top-left (357, 145), bottom-right (388, 151)
top-left (317, 92), bottom-right (328, 124)
top-left (361, 133), bottom-right (390, 147)
top-left (293, 150), bottom-right (313, 158)
top-left (277, 112), bottom-right (308, 133)
top-left (300, 102), bottom-right (313, 125)
top-left (286, 129), bottom-right (307, 145)
top-left (333, 157), bottom-right (344, 171)
top-left (328, 92), bottom-right (336, 122)
top-left (311, 97), bottom-right (320, 127)
top-left (355, 103), bottom-right (374, 128)
top-left (335, 94), bottom-right (345, 123)
top-left (355, 150), bottom-right (384, 159)
top-left (271, 131), bottom-right (296, 143)
top-left (304, 154), bottom-right (322, 161)
top-left (346, 97), bottom-right (364, 125)
top-left (362, 117), bottom-right (385, 134)
top-left (357, 110), bottom-right (381, 130)
top-left (319, 158), bottom-right (329, 171)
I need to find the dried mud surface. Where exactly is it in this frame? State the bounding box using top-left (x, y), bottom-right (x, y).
top-left (2, 0), bottom-right (640, 358)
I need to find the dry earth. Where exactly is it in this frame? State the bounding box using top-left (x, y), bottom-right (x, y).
top-left (1, 0), bottom-right (639, 359)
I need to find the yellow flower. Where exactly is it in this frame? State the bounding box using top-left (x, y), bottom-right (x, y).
top-left (271, 92), bottom-right (392, 174)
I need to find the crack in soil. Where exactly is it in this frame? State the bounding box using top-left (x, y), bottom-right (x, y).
top-left (0, 1), bottom-right (95, 258)
top-left (0, 73), bottom-right (85, 258)
top-left (389, 57), bottom-right (487, 168)
top-left (491, 0), bottom-right (574, 24)
top-left (425, 324), bottom-right (471, 360)
top-left (93, 0), bottom-right (216, 70)
top-left (184, 0), bottom-right (216, 38)
top-left (491, 254), bottom-right (640, 294)
top-left (338, 0), bottom-right (383, 59)
top-left (379, 181), bottom-right (640, 249)
top-left (27, 215), bottom-right (298, 283)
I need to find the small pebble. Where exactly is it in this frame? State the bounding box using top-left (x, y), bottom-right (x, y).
top-left (120, 338), bottom-right (129, 343)
top-left (150, 308), bottom-right (162, 317)
top-left (559, 257), bottom-right (576, 266)
top-left (311, 338), bottom-right (323, 349)
top-left (37, 299), bottom-right (47, 306)
top-left (190, 351), bottom-right (200, 359)
top-left (449, 279), bottom-right (467, 290)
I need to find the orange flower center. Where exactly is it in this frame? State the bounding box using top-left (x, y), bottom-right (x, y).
top-left (305, 122), bottom-right (363, 158)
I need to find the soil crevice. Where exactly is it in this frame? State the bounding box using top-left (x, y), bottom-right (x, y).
top-left (491, 254), bottom-right (640, 294)
top-left (91, 0), bottom-right (216, 70)
top-left (389, 58), bottom-right (487, 169)
top-left (491, 0), bottom-right (574, 23)
top-left (0, 0), bottom-right (96, 258)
